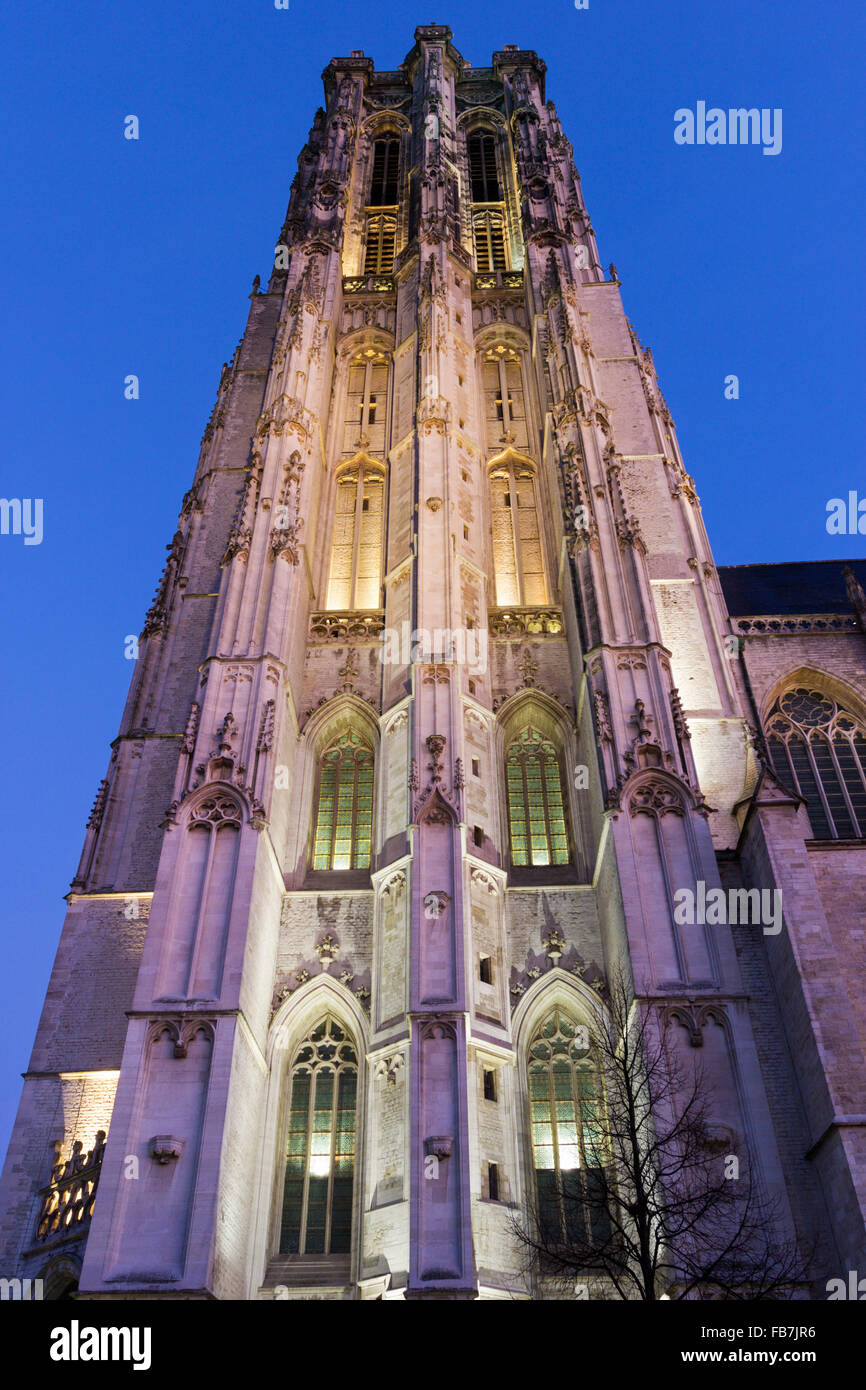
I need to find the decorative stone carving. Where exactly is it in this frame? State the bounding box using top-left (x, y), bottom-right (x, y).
top-left (315, 934), bottom-right (339, 969)
top-left (424, 1136), bottom-right (453, 1160)
top-left (544, 929), bottom-right (566, 963)
top-left (189, 795), bottom-right (242, 828)
top-left (423, 891), bottom-right (448, 919)
top-left (150, 1136), bottom-right (185, 1165)
top-left (86, 779), bottom-right (110, 832)
top-left (628, 780), bottom-right (685, 818)
top-left (375, 1054), bottom-right (405, 1088)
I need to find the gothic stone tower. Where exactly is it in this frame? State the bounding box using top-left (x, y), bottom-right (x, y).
top-left (1, 24), bottom-right (863, 1301)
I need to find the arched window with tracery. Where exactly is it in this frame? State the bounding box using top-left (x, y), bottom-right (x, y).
top-left (506, 728), bottom-right (570, 867)
top-left (312, 731), bottom-right (374, 870)
top-left (528, 1006), bottom-right (611, 1246)
top-left (765, 686), bottom-right (866, 840)
top-left (280, 1016), bottom-right (357, 1256)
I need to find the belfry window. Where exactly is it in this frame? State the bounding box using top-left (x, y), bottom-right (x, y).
top-left (362, 138), bottom-right (399, 275)
top-left (468, 130), bottom-right (509, 274)
top-left (280, 1017), bottom-right (357, 1256)
top-left (363, 214), bottom-right (396, 275)
top-left (468, 133), bottom-right (502, 202)
top-left (765, 687), bottom-right (866, 840)
top-left (369, 137), bottom-right (400, 207)
top-left (528, 1007), bottom-right (611, 1247)
top-left (506, 728), bottom-right (570, 867)
top-left (312, 732), bottom-right (374, 870)
top-left (472, 211), bottom-right (507, 273)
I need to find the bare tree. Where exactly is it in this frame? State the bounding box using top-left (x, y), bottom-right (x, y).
top-left (510, 968), bottom-right (812, 1300)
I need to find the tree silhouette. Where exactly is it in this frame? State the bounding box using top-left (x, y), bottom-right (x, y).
top-left (510, 968), bottom-right (812, 1300)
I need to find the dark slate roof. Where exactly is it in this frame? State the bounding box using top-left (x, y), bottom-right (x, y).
top-left (718, 560), bottom-right (866, 616)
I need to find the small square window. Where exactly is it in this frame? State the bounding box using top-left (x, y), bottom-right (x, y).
top-left (483, 1067), bottom-right (497, 1102)
top-left (472, 757), bottom-right (480, 777)
top-left (479, 953), bottom-right (493, 984)
top-left (473, 825), bottom-right (484, 848)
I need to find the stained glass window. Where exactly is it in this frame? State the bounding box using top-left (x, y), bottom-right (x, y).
top-left (506, 728), bottom-right (570, 867)
top-left (528, 1007), bottom-right (610, 1247)
top-left (312, 732), bottom-right (374, 871)
top-left (280, 1017), bottom-right (358, 1256)
top-left (765, 687), bottom-right (866, 840)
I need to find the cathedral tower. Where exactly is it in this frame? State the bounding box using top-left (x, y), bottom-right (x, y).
top-left (2, 25), bottom-right (863, 1300)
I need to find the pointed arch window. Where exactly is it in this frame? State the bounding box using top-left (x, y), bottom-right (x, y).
top-left (765, 687), bottom-right (866, 840)
top-left (506, 728), bottom-right (570, 867)
top-left (528, 1007), bottom-right (611, 1247)
top-left (468, 132), bottom-right (502, 202)
top-left (280, 1016), bottom-right (357, 1255)
top-left (312, 732), bottom-right (374, 870)
top-left (467, 130), bottom-right (509, 274)
top-left (368, 137), bottom-right (400, 207)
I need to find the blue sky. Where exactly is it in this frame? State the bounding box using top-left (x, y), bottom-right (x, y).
top-left (0, 0), bottom-right (863, 1156)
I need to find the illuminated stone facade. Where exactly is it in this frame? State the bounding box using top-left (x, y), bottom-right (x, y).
top-left (1, 25), bottom-right (865, 1300)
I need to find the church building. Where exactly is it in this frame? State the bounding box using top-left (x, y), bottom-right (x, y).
top-left (1, 24), bottom-right (864, 1300)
